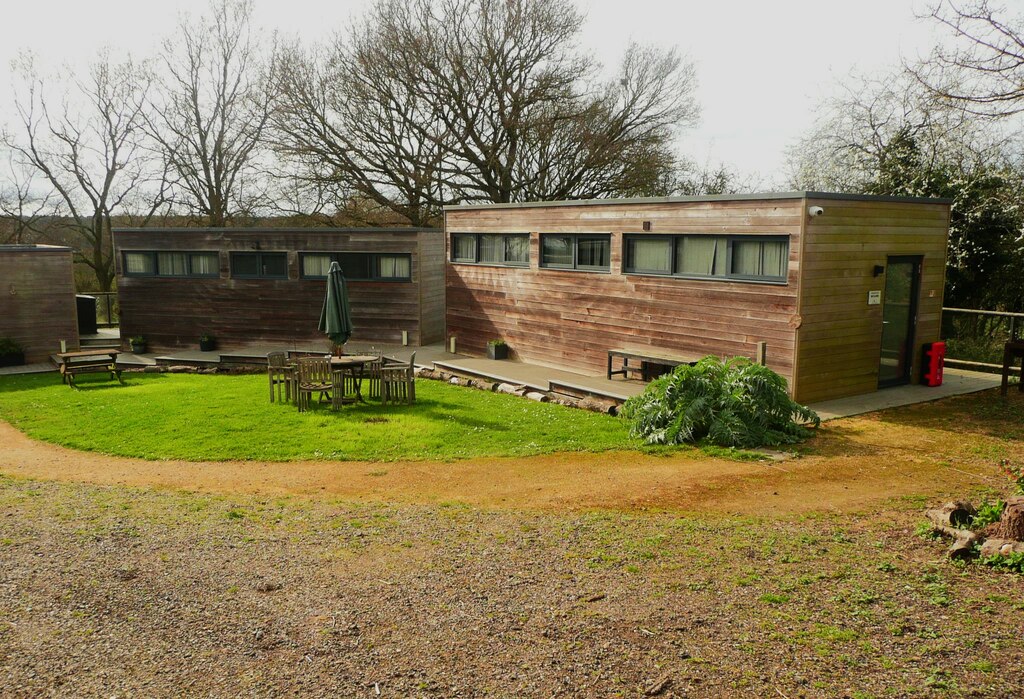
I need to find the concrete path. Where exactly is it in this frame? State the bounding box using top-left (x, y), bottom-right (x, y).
top-left (808, 368), bottom-right (1004, 420)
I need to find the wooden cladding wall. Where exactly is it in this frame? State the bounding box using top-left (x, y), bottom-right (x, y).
top-left (418, 234), bottom-right (446, 344)
top-left (114, 229), bottom-right (444, 351)
top-left (0, 246), bottom-right (79, 362)
top-left (445, 199), bottom-right (804, 387)
top-left (794, 199), bottom-right (950, 403)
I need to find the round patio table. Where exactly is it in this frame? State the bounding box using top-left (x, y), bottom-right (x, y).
top-left (329, 355), bottom-right (378, 407)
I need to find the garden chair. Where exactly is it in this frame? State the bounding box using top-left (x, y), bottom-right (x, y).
top-left (380, 352), bottom-right (416, 406)
top-left (363, 351), bottom-right (384, 400)
top-left (267, 351), bottom-right (295, 403)
top-left (296, 357), bottom-right (333, 412)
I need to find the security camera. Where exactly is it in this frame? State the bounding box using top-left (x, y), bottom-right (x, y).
top-left (808, 206), bottom-right (824, 217)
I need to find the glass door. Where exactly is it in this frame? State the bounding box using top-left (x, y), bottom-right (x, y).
top-left (878, 256), bottom-right (922, 387)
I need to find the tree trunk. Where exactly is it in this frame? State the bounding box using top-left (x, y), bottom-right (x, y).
top-left (925, 509), bottom-right (980, 560)
top-left (992, 501), bottom-right (1024, 542)
top-left (925, 501), bottom-right (977, 528)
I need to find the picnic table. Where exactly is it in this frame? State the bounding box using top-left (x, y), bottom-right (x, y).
top-left (57, 349), bottom-right (123, 387)
top-left (1001, 340), bottom-right (1024, 396)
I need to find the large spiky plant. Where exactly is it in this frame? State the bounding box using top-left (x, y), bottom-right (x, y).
top-left (620, 356), bottom-right (820, 448)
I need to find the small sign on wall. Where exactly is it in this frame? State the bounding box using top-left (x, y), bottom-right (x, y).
top-left (867, 290), bottom-right (882, 305)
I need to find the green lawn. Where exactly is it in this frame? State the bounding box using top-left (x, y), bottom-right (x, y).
top-left (0, 372), bottom-right (635, 461)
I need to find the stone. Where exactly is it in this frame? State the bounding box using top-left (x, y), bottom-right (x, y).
top-left (525, 391), bottom-right (549, 402)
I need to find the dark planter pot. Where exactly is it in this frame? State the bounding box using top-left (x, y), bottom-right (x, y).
top-left (487, 343), bottom-right (508, 360)
top-left (199, 338), bottom-right (216, 352)
top-left (0, 351), bottom-right (25, 367)
top-left (130, 342), bottom-right (147, 354)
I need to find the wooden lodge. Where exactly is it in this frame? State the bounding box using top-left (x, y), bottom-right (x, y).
top-left (113, 227), bottom-right (444, 352)
top-left (444, 192), bottom-right (952, 403)
top-left (0, 244), bottom-right (80, 364)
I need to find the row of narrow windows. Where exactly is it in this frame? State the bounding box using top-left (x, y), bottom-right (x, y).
top-left (450, 233), bottom-right (789, 282)
top-left (122, 251), bottom-right (413, 281)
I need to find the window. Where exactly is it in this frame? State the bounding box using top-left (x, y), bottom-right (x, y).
top-left (449, 233), bottom-right (529, 266)
top-left (124, 252), bottom-right (155, 275)
top-left (625, 237), bottom-right (672, 275)
top-left (731, 238), bottom-right (788, 279)
top-left (624, 235), bottom-right (789, 282)
top-left (540, 234), bottom-right (611, 271)
top-left (122, 251), bottom-right (219, 278)
top-left (231, 252), bottom-right (288, 279)
top-left (299, 252), bottom-right (412, 281)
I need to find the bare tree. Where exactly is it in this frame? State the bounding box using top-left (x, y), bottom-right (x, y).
top-left (787, 69), bottom-right (1024, 311)
top-left (917, 0), bottom-right (1024, 116)
top-left (273, 0), bottom-right (699, 224)
top-left (785, 72), bottom-right (999, 192)
top-left (2, 52), bottom-right (169, 290)
top-left (149, 0), bottom-right (276, 226)
top-left (0, 152), bottom-right (58, 244)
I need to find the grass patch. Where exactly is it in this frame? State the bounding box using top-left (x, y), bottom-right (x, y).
top-left (0, 372), bottom-right (637, 462)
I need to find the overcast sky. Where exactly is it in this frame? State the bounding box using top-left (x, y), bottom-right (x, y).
top-left (2, 0), bottom-right (940, 186)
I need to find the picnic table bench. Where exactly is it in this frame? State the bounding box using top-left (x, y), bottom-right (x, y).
top-left (607, 347), bottom-right (702, 381)
top-left (57, 349), bottom-right (123, 387)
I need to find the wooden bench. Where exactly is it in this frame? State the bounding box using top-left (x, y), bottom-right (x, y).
top-left (57, 350), bottom-right (123, 387)
top-left (607, 348), bottom-right (703, 381)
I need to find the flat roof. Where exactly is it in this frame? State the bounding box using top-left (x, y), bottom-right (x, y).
top-left (444, 191), bottom-right (954, 212)
top-left (0, 243), bottom-right (73, 252)
top-left (111, 226), bottom-right (440, 234)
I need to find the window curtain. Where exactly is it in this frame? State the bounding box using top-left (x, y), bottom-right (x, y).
top-left (733, 240), bottom-right (787, 278)
top-left (452, 235), bottom-right (476, 261)
top-left (677, 236), bottom-right (726, 276)
top-left (732, 241), bottom-right (763, 276)
top-left (577, 238), bottom-right (610, 269)
top-left (628, 238), bottom-right (672, 273)
top-left (125, 252), bottom-right (154, 275)
top-left (478, 235), bottom-right (501, 263)
top-left (190, 253), bottom-right (219, 276)
top-left (378, 255), bottom-right (411, 279)
top-left (157, 252), bottom-right (187, 276)
top-left (302, 254), bottom-right (332, 277)
top-left (761, 240), bottom-right (787, 278)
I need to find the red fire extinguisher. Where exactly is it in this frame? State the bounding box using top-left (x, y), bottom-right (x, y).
top-left (921, 341), bottom-right (946, 387)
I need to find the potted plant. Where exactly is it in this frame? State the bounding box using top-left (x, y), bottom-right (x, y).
top-left (129, 335), bottom-right (147, 354)
top-left (199, 333), bottom-right (216, 352)
top-left (486, 338), bottom-right (509, 360)
top-left (0, 337), bottom-right (25, 367)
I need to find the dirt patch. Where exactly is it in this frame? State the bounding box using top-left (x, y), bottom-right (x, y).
top-left (2, 390), bottom-right (1022, 515)
top-left (1, 477), bottom-right (1022, 698)
top-left (2, 391), bottom-right (1023, 697)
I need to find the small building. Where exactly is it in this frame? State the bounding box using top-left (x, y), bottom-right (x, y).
top-left (0, 244), bottom-right (80, 363)
top-left (113, 227), bottom-right (444, 351)
top-left (444, 192), bottom-right (951, 403)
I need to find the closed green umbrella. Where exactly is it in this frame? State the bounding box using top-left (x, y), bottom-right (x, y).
top-left (318, 261), bottom-right (354, 348)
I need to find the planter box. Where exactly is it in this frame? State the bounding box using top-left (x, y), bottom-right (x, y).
top-left (130, 342), bottom-right (147, 354)
top-left (487, 343), bottom-right (508, 360)
top-left (199, 338), bottom-right (216, 352)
